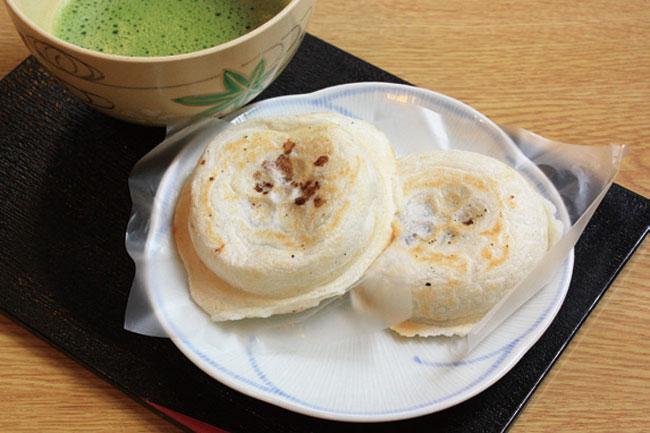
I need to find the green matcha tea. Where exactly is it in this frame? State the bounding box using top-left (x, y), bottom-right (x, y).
top-left (53, 0), bottom-right (289, 57)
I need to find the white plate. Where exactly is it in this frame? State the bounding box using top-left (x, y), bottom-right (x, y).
top-left (141, 83), bottom-right (573, 422)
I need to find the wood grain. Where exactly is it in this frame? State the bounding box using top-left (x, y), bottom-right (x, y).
top-left (0, 1), bottom-right (648, 432)
top-left (0, 315), bottom-right (178, 433)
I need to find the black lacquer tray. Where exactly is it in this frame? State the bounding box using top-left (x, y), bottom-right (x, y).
top-left (1, 34), bottom-right (648, 433)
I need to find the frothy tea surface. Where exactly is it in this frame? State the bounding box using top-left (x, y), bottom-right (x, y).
top-left (53, 0), bottom-right (289, 57)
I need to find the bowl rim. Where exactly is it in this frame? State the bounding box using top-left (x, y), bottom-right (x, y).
top-left (4, 0), bottom-right (304, 63)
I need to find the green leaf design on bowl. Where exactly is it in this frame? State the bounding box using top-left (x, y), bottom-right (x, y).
top-left (174, 59), bottom-right (274, 118)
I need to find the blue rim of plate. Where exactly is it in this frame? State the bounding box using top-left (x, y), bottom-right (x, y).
top-left (143, 82), bottom-right (574, 422)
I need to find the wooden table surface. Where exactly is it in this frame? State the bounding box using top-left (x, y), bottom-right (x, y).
top-left (1, 1), bottom-right (648, 432)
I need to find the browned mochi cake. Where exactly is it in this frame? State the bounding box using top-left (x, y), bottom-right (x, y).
top-left (358, 150), bottom-right (561, 337)
top-left (174, 113), bottom-right (398, 320)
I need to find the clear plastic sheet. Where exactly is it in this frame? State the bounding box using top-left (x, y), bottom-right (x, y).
top-left (124, 90), bottom-right (624, 357)
top-left (347, 101), bottom-right (625, 356)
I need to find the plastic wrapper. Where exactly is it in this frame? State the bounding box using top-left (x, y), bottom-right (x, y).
top-left (124, 86), bottom-right (624, 357)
